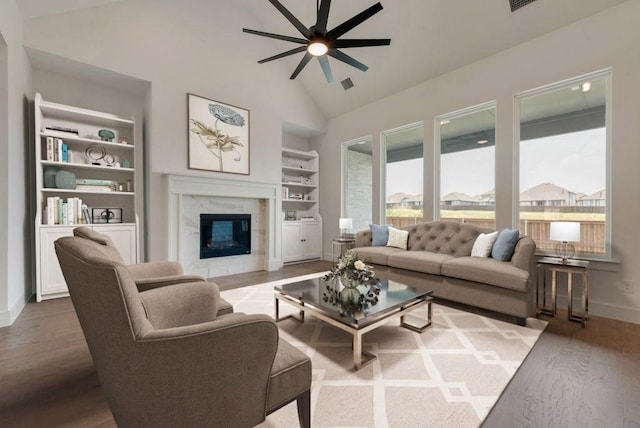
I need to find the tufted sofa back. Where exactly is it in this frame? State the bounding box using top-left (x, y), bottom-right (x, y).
top-left (404, 221), bottom-right (486, 257)
top-left (355, 221), bottom-right (491, 257)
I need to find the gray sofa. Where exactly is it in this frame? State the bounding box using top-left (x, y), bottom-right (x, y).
top-left (353, 221), bottom-right (537, 325)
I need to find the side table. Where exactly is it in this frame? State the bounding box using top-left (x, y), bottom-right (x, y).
top-left (332, 237), bottom-right (356, 261)
top-left (537, 256), bottom-right (589, 327)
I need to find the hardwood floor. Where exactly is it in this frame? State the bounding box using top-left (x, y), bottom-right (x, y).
top-left (1, 261), bottom-right (638, 427)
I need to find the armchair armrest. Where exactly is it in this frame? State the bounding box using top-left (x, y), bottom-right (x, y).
top-left (135, 275), bottom-right (206, 292)
top-left (126, 261), bottom-right (187, 279)
top-left (130, 314), bottom-right (279, 427)
top-left (139, 281), bottom-right (221, 329)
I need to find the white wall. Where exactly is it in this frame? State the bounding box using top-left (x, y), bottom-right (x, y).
top-left (314, 1), bottom-right (640, 324)
top-left (0, 0), bottom-right (32, 326)
top-left (22, 0), bottom-right (326, 261)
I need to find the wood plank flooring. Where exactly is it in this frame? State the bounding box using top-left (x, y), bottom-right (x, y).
top-left (1, 261), bottom-right (638, 427)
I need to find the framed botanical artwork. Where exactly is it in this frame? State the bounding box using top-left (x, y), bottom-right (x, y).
top-left (188, 93), bottom-right (250, 175)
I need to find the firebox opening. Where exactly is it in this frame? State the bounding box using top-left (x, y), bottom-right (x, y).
top-left (200, 214), bottom-right (251, 259)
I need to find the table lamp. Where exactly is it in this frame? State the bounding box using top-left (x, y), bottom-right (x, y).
top-left (339, 218), bottom-right (353, 238)
top-left (550, 221), bottom-right (581, 263)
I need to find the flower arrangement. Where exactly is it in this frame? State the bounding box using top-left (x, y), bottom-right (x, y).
top-left (322, 251), bottom-right (381, 317)
top-left (323, 251), bottom-right (379, 288)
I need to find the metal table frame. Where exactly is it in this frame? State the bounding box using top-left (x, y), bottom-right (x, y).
top-left (537, 257), bottom-right (589, 327)
top-left (275, 291), bottom-right (432, 370)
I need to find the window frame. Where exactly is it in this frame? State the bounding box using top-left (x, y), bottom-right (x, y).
top-left (380, 121), bottom-right (424, 224)
top-left (434, 100), bottom-right (497, 223)
top-left (514, 68), bottom-right (613, 260)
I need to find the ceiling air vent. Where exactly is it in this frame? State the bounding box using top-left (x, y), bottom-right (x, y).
top-left (509, 0), bottom-right (537, 12)
top-left (341, 78), bottom-right (354, 91)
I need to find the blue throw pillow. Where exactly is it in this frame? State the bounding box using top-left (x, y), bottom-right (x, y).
top-left (491, 228), bottom-right (520, 261)
top-left (370, 224), bottom-right (391, 246)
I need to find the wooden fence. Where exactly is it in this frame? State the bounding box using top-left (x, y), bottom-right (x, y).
top-left (386, 216), bottom-right (605, 254)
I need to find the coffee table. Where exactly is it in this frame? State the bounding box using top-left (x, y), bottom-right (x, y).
top-left (274, 275), bottom-right (433, 370)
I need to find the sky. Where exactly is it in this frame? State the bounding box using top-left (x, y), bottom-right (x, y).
top-left (386, 128), bottom-right (606, 197)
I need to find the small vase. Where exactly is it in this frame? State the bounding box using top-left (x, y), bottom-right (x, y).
top-left (339, 273), bottom-right (359, 289)
top-left (339, 286), bottom-right (361, 307)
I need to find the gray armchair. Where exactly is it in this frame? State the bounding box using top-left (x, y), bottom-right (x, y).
top-left (55, 231), bottom-right (311, 427)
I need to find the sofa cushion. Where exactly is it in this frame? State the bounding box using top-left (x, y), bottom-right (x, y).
top-left (471, 231), bottom-right (499, 257)
top-left (491, 228), bottom-right (520, 261)
top-left (370, 224), bottom-right (391, 246)
top-left (388, 251), bottom-right (455, 275)
top-left (267, 338), bottom-right (312, 412)
top-left (353, 246), bottom-right (405, 265)
top-left (441, 257), bottom-right (530, 292)
top-left (387, 227), bottom-right (409, 249)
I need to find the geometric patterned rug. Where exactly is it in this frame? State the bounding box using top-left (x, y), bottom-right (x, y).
top-left (221, 273), bottom-right (547, 428)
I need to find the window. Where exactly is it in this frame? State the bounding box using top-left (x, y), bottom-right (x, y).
top-left (436, 102), bottom-right (496, 228)
top-left (517, 71), bottom-right (610, 257)
top-left (382, 122), bottom-right (424, 227)
top-left (342, 137), bottom-right (373, 233)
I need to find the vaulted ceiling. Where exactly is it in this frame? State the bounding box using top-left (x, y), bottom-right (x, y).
top-left (16, 0), bottom-right (627, 119)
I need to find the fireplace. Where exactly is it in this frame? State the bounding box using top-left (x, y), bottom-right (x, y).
top-left (200, 214), bottom-right (251, 259)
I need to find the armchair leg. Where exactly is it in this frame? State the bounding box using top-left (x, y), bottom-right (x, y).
top-left (296, 389), bottom-right (311, 428)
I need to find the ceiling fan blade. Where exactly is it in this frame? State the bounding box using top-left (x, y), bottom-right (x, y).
top-left (334, 38), bottom-right (391, 48)
top-left (290, 52), bottom-right (313, 79)
top-left (326, 2), bottom-right (383, 39)
top-left (267, 0), bottom-right (312, 39)
top-left (318, 55), bottom-right (333, 83)
top-left (243, 28), bottom-right (308, 44)
top-left (327, 49), bottom-right (368, 72)
top-left (315, 0), bottom-right (332, 34)
top-left (258, 46), bottom-right (307, 64)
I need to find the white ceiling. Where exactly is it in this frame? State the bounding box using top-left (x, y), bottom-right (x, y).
top-left (17, 0), bottom-right (627, 120)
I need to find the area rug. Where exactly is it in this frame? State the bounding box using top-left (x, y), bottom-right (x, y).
top-left (221, 273), bottom-right (547, 428)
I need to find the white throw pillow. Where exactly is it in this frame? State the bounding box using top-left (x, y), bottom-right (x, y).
top-left (386, 227), bottom-right (409, 250)
top-left (471, 231), bottom-right (499, 257)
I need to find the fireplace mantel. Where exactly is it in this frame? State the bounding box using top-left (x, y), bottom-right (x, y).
top-left (165, 174), bottom-right (282, 275)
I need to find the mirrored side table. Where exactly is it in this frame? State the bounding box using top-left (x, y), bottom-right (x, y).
top-left (537, 256), bottom-right (589, 327)
top-left (332, 237), bottom-right (356, 261)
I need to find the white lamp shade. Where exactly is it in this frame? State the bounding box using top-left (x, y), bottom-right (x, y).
top-left (339, 218), bottom-right (353, 229)
top-left (550, 222), bottom-right (581, 242)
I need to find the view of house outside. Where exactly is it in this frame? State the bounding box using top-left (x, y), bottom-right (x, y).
top-left (384, 126), bottom-right (606, 255)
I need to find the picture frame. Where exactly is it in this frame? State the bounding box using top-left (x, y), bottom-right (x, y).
top-left (187, 93), bottom-right (250, 175)
top-left (91, 207), bottom-right (123, 224)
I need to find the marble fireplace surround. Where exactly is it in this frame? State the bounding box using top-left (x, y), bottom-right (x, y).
top-left (165, 174), bottom-right (282, 276)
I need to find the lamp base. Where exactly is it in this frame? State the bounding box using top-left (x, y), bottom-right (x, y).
top-left (555, 241), bottom-right (575, 263)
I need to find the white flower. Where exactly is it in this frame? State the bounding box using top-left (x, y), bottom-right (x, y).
top-left (354, 260), bottom-right (366, 271)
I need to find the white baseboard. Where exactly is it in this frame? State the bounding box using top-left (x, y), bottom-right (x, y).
top-left (0, 292), bottom-right (30, 327)
top-left (546, 292), bottom-right (640, 325)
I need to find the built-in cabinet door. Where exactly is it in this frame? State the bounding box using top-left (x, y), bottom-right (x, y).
top-left (282, 221), bottom-right (322, 263)
top-left (301, 222), bottom-right (322, 259)
top-left (38, 224), bottom-right (138, 301)
top-left (97, 225), bottom-right (137, 264)
top-left (39, 227), bottom-right (74, 300)
top-left (282, 222), bottom-right (302, 263)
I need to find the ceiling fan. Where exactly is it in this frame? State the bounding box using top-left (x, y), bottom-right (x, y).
top-left (243, 0), bottom-right (391, 83)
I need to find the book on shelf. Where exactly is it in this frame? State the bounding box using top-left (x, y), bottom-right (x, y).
top-left (75, 184), bottom-right (113, 192)
top-left (46, 196), bottom-right (88, 225)
top-left (46, 137), bottom-right (54, 161)
top-left (76, 178), bottom-right (116, 186)
top-left (61, 142), bottom-right (68, 163)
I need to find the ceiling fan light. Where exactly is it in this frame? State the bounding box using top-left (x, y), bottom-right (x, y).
top-left (308, 41), bottom-right (328, 56)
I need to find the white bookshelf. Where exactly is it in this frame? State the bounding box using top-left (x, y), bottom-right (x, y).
top-left (34, 93), bottom-right (140, 301)
top-left (281, 147), bottom-right (322, 263)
